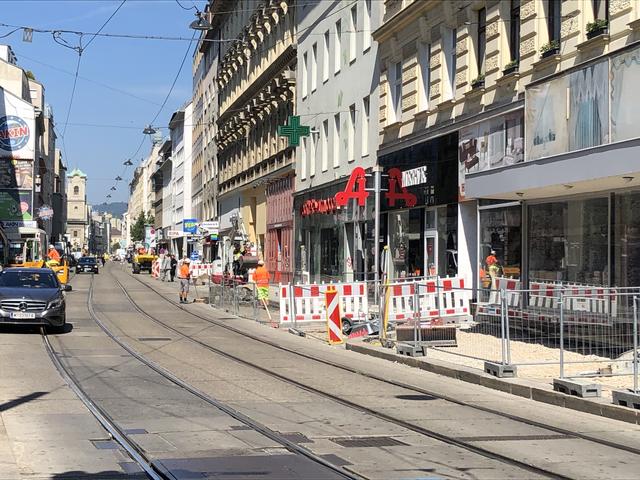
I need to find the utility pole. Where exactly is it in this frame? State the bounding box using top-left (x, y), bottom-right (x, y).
top-left (373, 165), bottom-right (382, 307)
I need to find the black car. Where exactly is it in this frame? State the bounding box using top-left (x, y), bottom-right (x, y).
top-left (0, 268), bottom-right (71, 331)
top-left (76, 256), bottom-right (99, 274)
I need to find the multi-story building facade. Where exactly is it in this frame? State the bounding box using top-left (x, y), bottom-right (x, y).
top-left (51, 148), bottom-right (67, 243)
top-left (127, 134), bottom-right (163, 228)
top-left (213, 0), bottom-right (296, 279)
top-left (151, 139), bottom-right (172, 251)
top-left (375, 0), bottom-right (640, 292)
top-left (294, 0), bottom-right (382, 283)
top-left (66, 168), bottom-right (88, 251)
top-left (169, 103), bottom-right (193, 257)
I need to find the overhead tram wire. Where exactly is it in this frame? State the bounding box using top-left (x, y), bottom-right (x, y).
top-left (111, 29), bottom-right (197, 202)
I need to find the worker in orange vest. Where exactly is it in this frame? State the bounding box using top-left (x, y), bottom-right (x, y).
top-left (178, 257), bottom-right (191, 303)
top-left (47, 245), bottom-right (61, 263)
top-left (253, 260), bottom-right (272, 321)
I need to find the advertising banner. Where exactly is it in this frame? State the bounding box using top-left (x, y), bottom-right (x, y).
top-left (0, 189), bottom-right (32, 220)
top-left (0, 159), bottom-right (33, 189)
top-left (0, 88), bottom-right (36, 159)
top-left (183, 218), bottom-right (198, 234)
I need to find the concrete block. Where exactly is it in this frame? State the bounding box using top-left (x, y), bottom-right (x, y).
top-left (553, 378), bottom-right (601, 398)
top-left (396, 343), bottom-right (426, 357)
top-left (612, 390), bottom-right (640, 410)
top-left (484, 361), bottom-right (517, 378)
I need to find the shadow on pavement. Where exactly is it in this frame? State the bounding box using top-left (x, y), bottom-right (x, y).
top-left (0, 323), bottom-right (74, 335)
top-left (0, 391), bottom-right (48, 412)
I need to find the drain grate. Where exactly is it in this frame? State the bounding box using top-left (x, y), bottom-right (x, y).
top-left (123, 428), bottom-right (148, 435)
top-left (278, 432), bottom-right (314, 444)
top-left (456, 434), bottom-right (571, 442)
top-left (329, 436), bottom-right (408, 448)
top-left (137, 337), bottom-right (172, 342)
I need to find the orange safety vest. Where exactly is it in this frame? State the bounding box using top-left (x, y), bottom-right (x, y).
top-left (47, 249), bottom-right (61, 262)
top-left (253, 266), bottom-right (270, 288)
top-left (179, 264), bottom-right (190, 279)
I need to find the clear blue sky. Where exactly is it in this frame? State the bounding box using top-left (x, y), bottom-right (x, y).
top-left (1, 0), bottom-right (206, 205)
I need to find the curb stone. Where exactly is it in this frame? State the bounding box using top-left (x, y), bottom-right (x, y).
top-left (346, 341), bottom-right (639, 425)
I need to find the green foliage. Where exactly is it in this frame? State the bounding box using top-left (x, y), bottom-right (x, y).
top-left (586, 19), bottom-right (608, 33)
top-left (129, 211), bottom-right (154, 242)
top-left (504, 59), bottom-right (519, 70)
top-left (25, 70), bottom-right (35, 80)
top-left (539, 40), bottom-right (560, 54)
top-left (471, 73), bottom-right (485, 85)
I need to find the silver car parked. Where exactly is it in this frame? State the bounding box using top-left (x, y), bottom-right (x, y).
top-left (0, 268), bottom-right (71, 332)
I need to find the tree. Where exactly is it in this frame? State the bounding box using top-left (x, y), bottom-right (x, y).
top-left (130, 211), bottom-right (154, 242)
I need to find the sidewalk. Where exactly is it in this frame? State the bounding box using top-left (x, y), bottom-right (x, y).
top-left (134, 268), bottom-right (640, 426)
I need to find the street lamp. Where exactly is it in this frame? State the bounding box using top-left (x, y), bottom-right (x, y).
top-left (110, 186), bottom-right (116, 191)
top-left (189, 11), bottom-right (213, 31)
top-left (123, 159), bottom-right (133, 166)
top-left (143, 125), bottom-right (157, 135)
top-left (115, 176), bottom-right (122, 181)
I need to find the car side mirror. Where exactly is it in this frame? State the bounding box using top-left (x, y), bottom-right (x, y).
top-left (63, 284), bottom-right (72, 292)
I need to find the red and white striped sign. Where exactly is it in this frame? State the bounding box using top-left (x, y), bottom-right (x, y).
top-left (151, 260), bottom-right (160, 278)
top-left (325, 286), bottom-right (343, 345)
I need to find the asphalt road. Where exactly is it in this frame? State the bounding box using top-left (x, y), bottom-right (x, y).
top-left (13, 262), bottom-right (640, 479)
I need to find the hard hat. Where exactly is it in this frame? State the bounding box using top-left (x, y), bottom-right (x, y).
top-left (49, 244), bottom-right (54, 249)
top-left (258, 260), bottom-right (264, 266)
top-left (184, 258), bottom-right (191, 263)
top-left (491, 250), bottom-right (496, 255)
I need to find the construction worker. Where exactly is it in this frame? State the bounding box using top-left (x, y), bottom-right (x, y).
top-left (178, 257), bottom-right (191, 303)
top-left (253, 259), bottom-right (272, 322)
top-left (47, 245), bottom-right (61, 263)
top-left (486, 249), bottom-right (500, 283)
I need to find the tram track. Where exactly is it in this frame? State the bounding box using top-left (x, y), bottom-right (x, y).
top-left (106, 267), bottom-right (602, 480)
top-left (80, 273), bottom-right (361, 480)
top-left (123, 267), bottom-right (640, 459)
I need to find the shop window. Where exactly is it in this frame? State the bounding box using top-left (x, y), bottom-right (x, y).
top-left (389, 208), bottom-right (424, 279)
top-left (528, 198), bottom-right (608, 286)
top-left (320, 226), bottom-right (340, 279)
top-left (479, 206), bottom-right (522, 288)
top-left (614, 191), bottom-right (640, 287)
top-left (437, 204), bottom-right (458, 277)
top-left (477, 8), bottom-right (486, 75)
top-left (546, 0), bottom-right (561, 45)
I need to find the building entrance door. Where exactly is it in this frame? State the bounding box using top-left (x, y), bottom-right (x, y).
top-left (425, 208), bottom-right (438, 277)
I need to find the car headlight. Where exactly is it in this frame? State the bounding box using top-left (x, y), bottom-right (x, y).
top-left (48, 298), bottom-right (64, 310)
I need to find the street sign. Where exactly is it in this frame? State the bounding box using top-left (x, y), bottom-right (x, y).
top-left (183, 218), bottom-right (198, 234)
top-left (200, 221), bottom-right (219, 230)
top-left (277, 115), bottom-right (310, 147)
top-left (190, 250), bottom-right (200, 261)
top-left (167, 230), bottom-right (183, 238)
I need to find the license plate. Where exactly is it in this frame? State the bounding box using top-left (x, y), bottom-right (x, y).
top-left (84, 267), bottom-right (92, 271)
top-left (10, 312), bottom-right (35, 319)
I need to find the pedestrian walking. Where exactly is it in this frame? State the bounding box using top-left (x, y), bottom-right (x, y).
top-left (178, 257), bottom-right (191, 303)
top-left (253, 259), bottom-right (272, 322)
top-left (169, 254), bottom-right (177, 282)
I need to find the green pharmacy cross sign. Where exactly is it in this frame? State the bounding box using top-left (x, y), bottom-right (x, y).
top-left (277, 115), bottom-right (310, 147)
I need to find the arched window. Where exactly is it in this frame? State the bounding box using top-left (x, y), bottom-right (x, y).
top-left (73, 186), bottom-right (79, 195)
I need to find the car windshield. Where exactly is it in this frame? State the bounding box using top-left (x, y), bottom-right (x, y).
top-left (78, 257), bottom-right (96, 265)
top-left (0, 271), bottom-right (58, 288)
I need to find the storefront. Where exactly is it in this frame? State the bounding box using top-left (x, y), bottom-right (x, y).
top-left (379, 132), bottom-right (459, 280)
top-left (294, 178), bottom-right (374, 284)
top-left (266, 175), bottom-right (294, 284)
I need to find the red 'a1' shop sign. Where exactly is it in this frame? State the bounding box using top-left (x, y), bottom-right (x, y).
top-left (335, 167), bottom-right (369, 207)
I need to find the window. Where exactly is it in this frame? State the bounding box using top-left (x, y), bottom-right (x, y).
top-left (73, 186), bottom-right (79, 195)
top-left (73, 230), bottom-right (78, 237)
top-left (302, 51), bottom-right (308, 98)
top-left (363, 0), bottom-right (371, 51)
top-left (311, 43), bottom-right (318, 92)
top-left (477, 8), bottom-right (486, 74)
top-left (348, 104), bottom-right (355, 161)
top-left (321, 119), bottom-right (329, 171)
top-left (300, 137), bottom-right (307, 180)
top-left (547, 0), bottom-right (561, 44)
top-left (333, 113), bottom-right (340, 168)
top-left (418, 42), bottom-right (431, 111)
top-left (323, 30), bottom-right (330, 82)
top-left (593, 0), bottom-right (609, 21)
top-left (362, 96), bottom-right (370, 156)
top-left (335, 20), bottom-right (342, 74)
top-left (349, 5), bottom-right (357, 63)
top-left (479, 206), bottom-right (522, 288)
top-left (443, 28), bottom-right (457, 100)
top-left (389, 61), bottom-right (403, 122)
top-left (309, 129), bottom-right (316, 177)
top-left (509, 0), bottom-right (521, 62)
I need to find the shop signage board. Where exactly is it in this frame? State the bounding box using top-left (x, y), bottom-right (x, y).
top-left (37, 204), bottom-right (54, 220)
top-left (190, 250), bottom-right (200, 261)
top-left (0, 220), bottom-right (36, 229)
top-left (167, 230), bottom-right (184, 238)
top-left (200, 220), bottom-right (219, 231)
top-left (301, 197), bottom-right (338, 216)
top-left (0, 89), bottom-right (36, 159)
top-left (335, 167), bottom-right (369, 207)
top-left (183, 218), bottom-right (198, 234)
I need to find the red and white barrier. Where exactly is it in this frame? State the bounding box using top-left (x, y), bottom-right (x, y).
top-left (189, 263), bottom-right (214, 277)
top-left (278, 282), bottom-right (368, 325)
top-left (488, 277), bottom-right (522, 307)
top-left (384, 277), bottom-right (472, 327)
top-left (325, 286), bottom-right (343, 345)
top-left (151, 260), bottom-right (160, 278)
